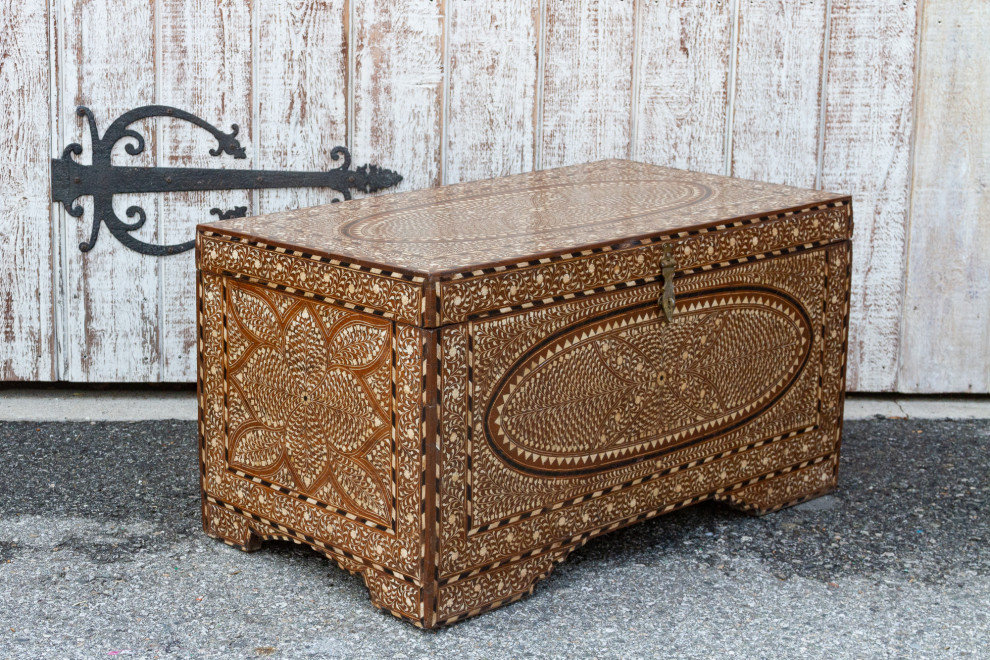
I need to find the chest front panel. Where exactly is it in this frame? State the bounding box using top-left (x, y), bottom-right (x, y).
top-left (436, 243), bottom-right (850, 621)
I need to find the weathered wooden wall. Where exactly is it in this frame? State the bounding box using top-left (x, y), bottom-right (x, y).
top-left (0, 0), bottom-right (52, 381)
top-left (0, 0), bottom-right (985, 392)
top-left (899, 0), bottom-right (990, 393)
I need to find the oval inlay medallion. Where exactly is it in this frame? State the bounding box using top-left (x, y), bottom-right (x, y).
top-left (485, 287), bottom-right (813, 476)
top-left (340, 179), bottom-right (712, 244)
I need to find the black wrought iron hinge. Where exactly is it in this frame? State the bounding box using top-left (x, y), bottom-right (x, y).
top-left (51, 105), bottom-right (403, 256)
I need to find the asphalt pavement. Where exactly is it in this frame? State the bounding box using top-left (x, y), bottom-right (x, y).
top-left (0, 417), bottom-right (987, 659)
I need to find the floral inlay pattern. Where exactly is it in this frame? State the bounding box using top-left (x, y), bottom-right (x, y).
top-left (224, 281), bottom-right (394, 526)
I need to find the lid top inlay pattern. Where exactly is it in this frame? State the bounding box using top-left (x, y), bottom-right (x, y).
top-left (204, 160), bottom-right (845, 274)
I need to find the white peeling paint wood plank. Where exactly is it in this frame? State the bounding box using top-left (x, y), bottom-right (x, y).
top-left (256, 0), bottom-right (348, 214)
top-left (57, 0), bottom-right (161, 381)
top-left (352, 0), bottom-right (444, 192)
top-left (539, 0), bottom-right (634, 170)
top-left (158, 0), bottom-right (253, 382)
top-left (633, 0), bottom-right (733, 175)
top-left (730, 1), bottom-right (827, 188)
top-left (445, 0), bottom-right (541, 184)
top-left (820, 0), bottom-right (917, 392)
top-left (0, 0), bottom-right (54, 381)
top-left (899, 0), bottom-right (990, 393)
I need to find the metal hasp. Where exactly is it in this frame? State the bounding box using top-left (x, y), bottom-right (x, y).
top-left (51, 106), bottom-right (403, 256)
top-left (659, 244), bottom-right (676, 322)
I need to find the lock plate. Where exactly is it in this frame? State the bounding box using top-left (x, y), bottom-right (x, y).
top-left (660, 244), bottom-right (676, 322)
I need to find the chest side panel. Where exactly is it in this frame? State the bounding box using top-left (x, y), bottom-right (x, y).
top-left (436, 243), bottom-right (851, 620)
top-left (198, 273), bottom-right (429, 619)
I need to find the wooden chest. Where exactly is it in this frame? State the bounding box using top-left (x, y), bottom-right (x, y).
top-left (196, 160), bottom-right (852, 627)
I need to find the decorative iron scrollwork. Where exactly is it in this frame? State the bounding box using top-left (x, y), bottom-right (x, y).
top-left (210, 206), bottom-right (248, 220)
top-left (51, 105), bottom-right (403, 256)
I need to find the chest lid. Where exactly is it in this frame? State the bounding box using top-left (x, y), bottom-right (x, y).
top-left (197, 159), bottom-right (851, 327)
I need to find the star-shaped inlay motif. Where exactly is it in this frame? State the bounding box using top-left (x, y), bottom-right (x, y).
top-left (223, 283), bottom-right (393, 525)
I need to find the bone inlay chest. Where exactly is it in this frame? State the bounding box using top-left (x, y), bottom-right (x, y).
top-left (195, 159), bottom-right (852, 627)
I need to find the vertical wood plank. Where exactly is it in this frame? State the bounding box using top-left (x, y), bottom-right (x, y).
top-left (730, 1), bottom-right (827, 188)
top-left (158, 0), bottom-right (253, 382)
top-left (821, 0), bottom-right (917, 392)
top-left (57, 0), bottom-right (161, 381)
top-left (0, 0), bottom-right (54, 380)
top-left (899, 0), bottom-right (990, 393)
top-left (256, 0), bottom-right (348, 214)
top-left (540, 0), bottom-right (634, 170)
top-left (634, 0), bottom-right (733, 175)
top-left (352, 0), bottom-right (444, 192)
top-left (445, 0), bottom-right (541, 184)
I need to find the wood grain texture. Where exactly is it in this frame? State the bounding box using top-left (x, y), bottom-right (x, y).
top-left (352, 0), bottom-right (444, 192)
top-left (255, 0), bottom-right (347, 213)
top-left (899, 0), bottom-right (990, 393)
top-left (0, 0), bottom-right (53, 380)
top-left (730, 0), bottom-right (827, 188)
top-left (445, 0), bottom-right (541, 184)
top-left (539, 0), bottom-right (634, 170)
top-left (821, 0), bottom-right (916, 392)
top-left (158, 0), bottom-right (253, 382)
top-left (57, 0), bottom-right (161, 381)
top-left (633, 0), bottom-right (733, 175)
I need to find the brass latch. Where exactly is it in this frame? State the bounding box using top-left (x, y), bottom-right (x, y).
top-left (660, 244), bottom-right (676, 322)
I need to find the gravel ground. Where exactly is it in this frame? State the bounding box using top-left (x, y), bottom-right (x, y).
top-left (0, 418), bottom-right (987, 659)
